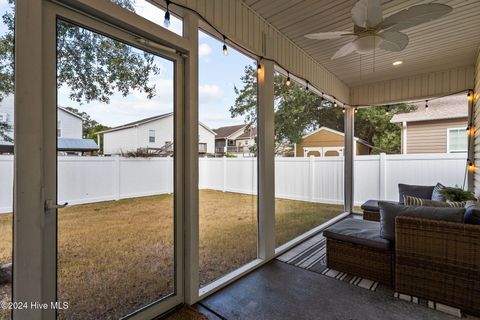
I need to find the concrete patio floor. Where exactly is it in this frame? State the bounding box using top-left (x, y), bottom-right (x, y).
top-left (196, 260), bottom-right (463, 320)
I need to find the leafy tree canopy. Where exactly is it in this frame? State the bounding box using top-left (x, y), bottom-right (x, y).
top-left (0, 0), bottom-right (160, 104)
top-left (230, 64), bottom-right (416, 154)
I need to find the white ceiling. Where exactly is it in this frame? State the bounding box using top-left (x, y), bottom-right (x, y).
top-left (243, 0), bottom-right (480, 87)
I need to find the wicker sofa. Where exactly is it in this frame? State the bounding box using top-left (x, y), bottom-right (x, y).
top-left (324, 196), bottom-right (480, 316)
top-left (395, 216), bottom-right (480, 316)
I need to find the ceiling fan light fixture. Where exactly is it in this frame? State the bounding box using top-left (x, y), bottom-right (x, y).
top-left (392, 60), bottom-right (403, 66)
top-left (352, 35), bottom-right (383, 54)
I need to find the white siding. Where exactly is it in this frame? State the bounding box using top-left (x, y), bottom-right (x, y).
top-left (474, 51), bottom-right (480, 195)
top-left (57, 108), bottom-right (83, 139)
top-left (103, 115), bottom-right (216, 155)
top-left (0, 95), bottom-right (14, 142)
top-left (199, 124), bottom-right (215, 153)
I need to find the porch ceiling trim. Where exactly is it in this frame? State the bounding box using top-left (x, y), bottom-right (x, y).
top-left (350, 65), bottom-right (474, 106)
top-left (172, 0), bottom-right (350, 103)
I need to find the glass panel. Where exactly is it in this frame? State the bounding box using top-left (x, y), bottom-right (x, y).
top-left (274, 73), bottom-right (345, 248)
top-left (353, 94), bottom-right (468, 213)
top-left (110, 0), bottom-right (183, 36)
top-left (0, 0), bottom-right (14, 318)
top-left (198, 30), bottom-right (258, 287)
top-left (56, 20), bottom-right (175, 319)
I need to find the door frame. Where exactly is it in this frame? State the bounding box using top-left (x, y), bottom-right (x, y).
top-left (14, 1), bottom-right (188, 319)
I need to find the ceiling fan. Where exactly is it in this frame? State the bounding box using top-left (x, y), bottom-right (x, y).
top-left (304, 0), bottom-right (452, 60)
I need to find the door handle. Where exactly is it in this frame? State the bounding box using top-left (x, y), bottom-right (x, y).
top-left (44, 200), bottom-right (69, 211)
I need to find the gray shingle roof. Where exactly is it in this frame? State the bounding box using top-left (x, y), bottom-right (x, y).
top-left (213, 124), bottom-right (247, 139)
top-left (58, 138), bottom-right (99, 151)
top-left (390, 93), bottom-right (468, 123)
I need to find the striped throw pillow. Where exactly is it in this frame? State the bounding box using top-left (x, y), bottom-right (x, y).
top-left (446, 200), bottom-right (467, 208)
top-left (403, 195), bottom-right (454, 208)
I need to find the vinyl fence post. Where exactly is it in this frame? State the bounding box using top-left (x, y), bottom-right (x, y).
top-left (223, 156), bottom-right (227, 192)
top-left (114, 155), bottom-right (120, 200)
top-left (309, 156), bottom-right (315, 202)
top-left (379, 153), bottom-right (386, 200)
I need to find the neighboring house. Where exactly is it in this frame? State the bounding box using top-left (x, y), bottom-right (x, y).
top-left (390, 94), bottom-right (468, 154)
top-left (99, 112), bottom-right (216, 155)
top-left (0, 96), bottom-right (98, 154)
top-left (213, 124), bottom-right (257, 155)
top-left (294, 126), bottom-right (374, 157)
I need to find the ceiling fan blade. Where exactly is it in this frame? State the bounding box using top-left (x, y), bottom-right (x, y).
top-left (381, 4), bottom-right (452, 31)
top-left (331, 41), bottom-right (356, 60)
top-left (351, 0), bottom-right (383, 28)
top-left (379, 31), bottom-right (409, 52)
top-left (304, 32), bottom-right (353, 40)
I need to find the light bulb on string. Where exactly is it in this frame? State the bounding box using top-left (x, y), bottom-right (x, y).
top-left (164, 0), bottom-right (171, 28)
top-left (342, 107), bottom-right (346, 114)
top-left (286, 72), bottom-right (291, 86)
top-left (222, 36), bottom-right (228, 56)
top-left (305, 80), bottom-right (309, 91)
top-left (257, 63), bottom-right (262, 74)
top-left (354, 107), bottom-right (358, 114)
top-left (425, 100), bottom-right (429, 110)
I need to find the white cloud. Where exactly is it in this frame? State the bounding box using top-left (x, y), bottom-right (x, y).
top-left (198, 43), bottom-right (212, 58)
top-left (199, 84), bottom-right (223, 103)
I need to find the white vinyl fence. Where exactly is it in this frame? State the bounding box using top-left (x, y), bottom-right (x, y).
top-left (0, 153), bottom-right (467, 213)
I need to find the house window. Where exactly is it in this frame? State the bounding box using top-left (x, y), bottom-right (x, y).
top-left (57, 120), bottom-right (62, 137)
top-left (448, 128), bottom-right (467, 153)
top-left (149, 129), bottom-right (155, 143)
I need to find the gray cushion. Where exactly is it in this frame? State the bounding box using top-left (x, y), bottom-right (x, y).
top-left (361, 199), bottom-right (398, 212)
top-left (465, 200), bottom-right (480, 225)
top-left (398, 184), bottom-right (435, 204)
top-left (431, 182), bottom-right (445, 201)
top-left (378, 201), bottom-right (465, 241)
top-left (324, 218), bottom-right (391, 251)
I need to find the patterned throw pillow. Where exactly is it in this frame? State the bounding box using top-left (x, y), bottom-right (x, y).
top-left (403, 195), bottom-right (449, 207)
top-left (446, 200), bottom-right (467, 208)
top-left (431, 182), bottom-right (446, 201)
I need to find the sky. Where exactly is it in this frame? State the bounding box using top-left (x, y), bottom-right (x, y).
top-left (0, 0), bottom-right (253, 130)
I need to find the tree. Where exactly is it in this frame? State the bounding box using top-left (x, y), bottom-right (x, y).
top-left (230, 64), bottom-right (416, 155)
top-left (0, 0), bottom-right (160, 104)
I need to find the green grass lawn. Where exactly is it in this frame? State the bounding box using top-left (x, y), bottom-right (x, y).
top-left (0, 190), bottom-right (343, 320)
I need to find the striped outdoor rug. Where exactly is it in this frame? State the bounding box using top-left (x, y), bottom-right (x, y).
top-left (277, 232), bottom-right (475, 319)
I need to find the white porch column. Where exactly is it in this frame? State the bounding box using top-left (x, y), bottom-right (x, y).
top-left (344, 107), bottom-right (354, 213)
top-left (14, 1), bottom-right (56, 319)
top-left (183, 12), bottom-right (200, 304)
top-left (257, 55), bottom-right (275, 260)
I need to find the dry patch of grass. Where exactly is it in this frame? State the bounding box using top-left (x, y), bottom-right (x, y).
top-left (0, 190), bottom-right (343, 319)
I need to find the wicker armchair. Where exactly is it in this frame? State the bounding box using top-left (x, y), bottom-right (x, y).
top-left (395, 216), bottom-right (480, 316)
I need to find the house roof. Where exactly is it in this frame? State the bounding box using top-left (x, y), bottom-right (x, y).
top-left (98, 112), bottom-right (216, 135)
top-left (58, 106), bottom-right (84, 120)
top-left (58, 138), bottom-right (99, 151)
top-left (0, 138), bottom-right (99, 153)
top-left (300, 126), bottom-right (385, 152)
top-left (390, 93), bottom-right (468, 124)
top-left (237, 127), bottom-right (257, 139)
top-left (213, 124), bottom-right (247, 139)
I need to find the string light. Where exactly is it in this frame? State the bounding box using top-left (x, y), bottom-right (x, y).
top-left (468, 91), bottom-right (472, 101)
top-left (286, 72), bottom-right (291, 86)
top-left (342, 107), bottom-right (346, 113)
top-left (425, 100), bottom-right (429, 110)
top-left (164, 0), bottom-right (171, 28)
top-left (354, 107), bottom-right (358, 113)
top-left (222, 35), bottom-right (228, 56)
top-left (469, 161), bottom-right (475, 171)
top-left (257, 63), bottom-right (262, 74)
top-left (305, 80), bottom-right (309, 91)
top-left (333, 99), bottom-right (337, 108)
top-left (385, 109), bottom-right (389, 116)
